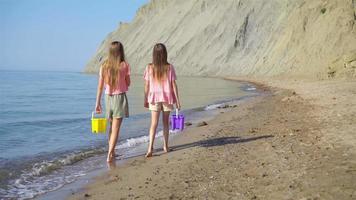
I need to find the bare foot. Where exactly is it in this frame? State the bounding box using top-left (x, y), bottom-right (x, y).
top-left (163, 146), bottom-right (170, 153)
top-left (107, 161), bottom-right (117, 170)
top-left (107, 152), bottom-right (115, 163)
top-left (145, 151), bottom-right (153, 158)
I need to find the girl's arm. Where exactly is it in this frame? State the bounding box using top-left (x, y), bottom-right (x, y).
top-left (95, 67), bottom-right (104, 113)
top-left (143, 65), bottom-right (150, 108)
top-left (172, 80), bottom-right (181, 110)
top-left (144, 80), bottom-right (149, 108)
top-left (126, 62), bottom-right (131, 87)
top-left (126, 75), bottom-right (131, 87)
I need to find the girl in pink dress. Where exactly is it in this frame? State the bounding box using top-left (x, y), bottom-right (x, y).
top-left (143, 43), bottom-right (181, 157)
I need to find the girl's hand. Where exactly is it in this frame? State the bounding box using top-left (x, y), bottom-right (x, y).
top-left (95, 103), bottom-right (102, 114)
top-left (144, 102), bottom-right (149, 108)
top-left (176, 102), bottom-right (181, 110)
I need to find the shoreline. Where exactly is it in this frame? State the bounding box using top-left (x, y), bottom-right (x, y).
top-left (33, 79), bottom-right (257, 200)
top-left (67, 77), bottom-right (356, 200)
top-left (1, 74), bottom-right (251, 199)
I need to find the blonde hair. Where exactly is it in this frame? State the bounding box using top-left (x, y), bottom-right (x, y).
top-left (102, 41), bottom-right (125, 93)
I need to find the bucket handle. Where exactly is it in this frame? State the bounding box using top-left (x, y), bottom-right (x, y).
top-left (175, 109), bottom-right (179, 118)
top-left (92, 111), bottom-right (104, 119)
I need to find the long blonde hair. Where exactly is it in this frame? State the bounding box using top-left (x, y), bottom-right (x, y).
top-left (102, 41), bottom-right (125, 93)
top-left (152, 43), bottom-right (169, 81)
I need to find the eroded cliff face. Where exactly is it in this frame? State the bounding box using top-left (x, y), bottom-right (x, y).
top-left (84, 0), bottom-right (356, 79)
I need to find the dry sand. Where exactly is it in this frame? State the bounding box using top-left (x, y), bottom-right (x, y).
top-left (69, 79), bottom-right (356, 200)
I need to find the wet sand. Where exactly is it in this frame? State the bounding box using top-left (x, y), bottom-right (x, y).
top-left (69, 78), bottom-right (356, 200)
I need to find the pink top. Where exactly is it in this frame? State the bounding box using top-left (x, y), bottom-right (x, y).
top-left (144, 64), bottom-right (177, 104)
top-left (100, 62), bottom-right (131, 95)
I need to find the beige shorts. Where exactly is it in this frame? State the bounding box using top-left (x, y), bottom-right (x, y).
top-left (149, 102), bottom-right (173, 112)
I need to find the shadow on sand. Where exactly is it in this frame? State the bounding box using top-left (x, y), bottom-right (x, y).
top-left (117, 135), bottom-right (274, 162)
top-left (170, 135), bottom-right (274, 151)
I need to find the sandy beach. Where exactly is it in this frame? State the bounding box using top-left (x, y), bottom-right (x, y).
top-left (3, 0), bottom-right (356, 199)
top-left (69, 78), bottom-right (356, 200)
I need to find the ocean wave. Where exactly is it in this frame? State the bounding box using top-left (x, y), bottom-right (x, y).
top-left (4, 117), bottom-right (88, 128)
top-left (0, 147), bottom-right (106, 199)
top-left (1, 130), bottom-right (182, 199)
top-left (28, 148), bottom-right (106, 177)
top-left (2, 169), bottom-right (88, 200)
top-left (246, 87), bottom-right (256, 91)
top-left (242, 84), bottom-right (257, 91)
top-left (204, 103), bottom-right (224, 111)
top-left (116, 129), bottom-right (180, 150)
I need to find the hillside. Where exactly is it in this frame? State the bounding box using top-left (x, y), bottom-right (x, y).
top-left (84, 0), bottom-right (356, 79)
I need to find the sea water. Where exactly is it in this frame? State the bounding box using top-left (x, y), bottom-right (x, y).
top-left (0, 70), bottom-right (257, 199)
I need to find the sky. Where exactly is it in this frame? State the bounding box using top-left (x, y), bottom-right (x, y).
top-left (0, 0), bottom-right (148, 72)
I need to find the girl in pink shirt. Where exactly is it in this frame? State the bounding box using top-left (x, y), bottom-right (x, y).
top-left (95, 41), bottom-right (131, 162)
top-left (144, 43), bottom-right (181, 157)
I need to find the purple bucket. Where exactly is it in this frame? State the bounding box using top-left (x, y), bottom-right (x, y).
top-left (170, 109), bottom-right (184, 131)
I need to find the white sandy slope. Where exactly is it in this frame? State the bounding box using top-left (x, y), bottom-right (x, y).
top-left (84, 0), bottom-right (356, 79)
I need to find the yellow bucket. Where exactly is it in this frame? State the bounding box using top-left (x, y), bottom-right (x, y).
top-left (91, 112), bottom-right (107, 134)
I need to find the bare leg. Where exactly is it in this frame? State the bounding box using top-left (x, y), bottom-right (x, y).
top-left (107, 118), bottom-right (122, 162)
top-left (108, 118), bottom-right (112, 144)
top-left (146, 111), bottom-right (160, 157)
top-left (162, 111), bottom-right (170, 152)
top-left (107, 118), bottom-right (115, 158)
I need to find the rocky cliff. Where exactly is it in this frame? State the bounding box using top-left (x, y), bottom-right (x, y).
top-left (84, 0), bottom-right (356, 79)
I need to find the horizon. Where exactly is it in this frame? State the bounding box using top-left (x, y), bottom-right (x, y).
top-left (0, 0), bottom-right (148, 72)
